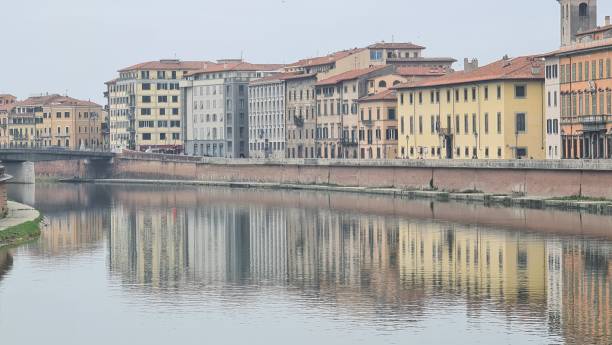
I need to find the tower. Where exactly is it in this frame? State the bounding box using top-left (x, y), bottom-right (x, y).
top-left (558, 0), bottom-right (598, 46)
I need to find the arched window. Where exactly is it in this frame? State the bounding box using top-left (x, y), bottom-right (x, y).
top-left (393, 80), bottom-right (401, 86)
top-left (579, 3), bottom-right (588, 17)
top-left (378, 80), bottom-right (387, 88)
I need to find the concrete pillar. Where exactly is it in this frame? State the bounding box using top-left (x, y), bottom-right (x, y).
top-left (3, 162), bottom-right (35, 184)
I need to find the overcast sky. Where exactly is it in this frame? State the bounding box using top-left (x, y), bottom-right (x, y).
top-left (2, 0), bottom-right (611, 104)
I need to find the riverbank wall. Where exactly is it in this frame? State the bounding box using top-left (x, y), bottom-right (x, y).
top-left (31, 151), bottom-right (612, 199)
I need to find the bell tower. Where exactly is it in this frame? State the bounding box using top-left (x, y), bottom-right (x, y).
top-left (558, 0), bottom-right (598, 46)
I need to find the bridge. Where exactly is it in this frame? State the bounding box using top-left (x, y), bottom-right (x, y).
top-left (0, 149), bottom-right (115, 184)
top-left (0, 149), bottom-right (114, 162)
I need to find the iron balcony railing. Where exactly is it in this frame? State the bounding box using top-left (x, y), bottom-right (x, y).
top-left (579, 114), bottom-right (611, 132)
top-left (293, 116), bottom-right (304, 127)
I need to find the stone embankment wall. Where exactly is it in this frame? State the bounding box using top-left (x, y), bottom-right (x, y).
top-left (108, 151), bottom-right (612, 199)
top-left (35, 159), bottom-right (111, 181)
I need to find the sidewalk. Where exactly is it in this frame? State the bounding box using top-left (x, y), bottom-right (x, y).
top-left (0, 201), bottom-right (40, 231)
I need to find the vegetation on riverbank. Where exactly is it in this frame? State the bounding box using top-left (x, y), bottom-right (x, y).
top-left (0, 215), bottom-right (42, 248)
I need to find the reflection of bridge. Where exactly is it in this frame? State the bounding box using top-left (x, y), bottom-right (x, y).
top-left (0, 149), bottom-right (115, 184)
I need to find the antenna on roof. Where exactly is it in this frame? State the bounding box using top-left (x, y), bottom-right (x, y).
top-left (240, 50), bottom-right (244, 62)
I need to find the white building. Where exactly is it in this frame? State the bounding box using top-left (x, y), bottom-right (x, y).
top-left (181, 60), bottom-right (282, 158)
top-left (248, 73), bottom-right (296, 159)
top-left (545, 57), bottom-right (562, 159)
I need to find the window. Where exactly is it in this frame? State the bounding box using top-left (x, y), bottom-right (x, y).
top-left (515, 113), bottom-right (526, 133)
top-left (142, 83), bottom-right (151, 90)
top-left (464, 114), bottom-right (469, 134)
top-left (160, 133), bottom-right (166, 140)
top-left (141, 108), bottom-right (151, 115)
top-left (484, 87), bottom-right (488, 100)
top-left (514, 85), bottom-right (526, 98)
top-left (484, 113), bottom-right (489, 134)
top-left (418, 116), bottom-right (423, 134)
top-left (496, 85), bottom-right (501, 99)
top-left (142, 133), bottom-right (151, 140)
top-left (370, 50), bottom-right (383, 60)
top-left (497, 112), bottom-right (502, 134)
top-left (579, 2), bottom-right (588, 16)
top-left (142, 96), bottom-right (151, 103)
top-left (455, 115), bottom-right (460, 134)
top-left (172, 108), bottom-right (179, 115)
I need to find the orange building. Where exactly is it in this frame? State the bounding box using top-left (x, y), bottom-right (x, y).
top-left (357, 89), bottom-right (398, 159)
top-left (546, 40), bottom-right (612, 158)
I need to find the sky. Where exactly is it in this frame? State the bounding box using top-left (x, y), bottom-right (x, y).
top-left (1, 0), bottom-right (611, 104)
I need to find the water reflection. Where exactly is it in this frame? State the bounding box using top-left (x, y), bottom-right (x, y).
top-left (6, 184), bottom-right (612, 345)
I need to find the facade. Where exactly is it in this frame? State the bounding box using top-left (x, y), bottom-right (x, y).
top-left (545, 56), bottom-right (562, 159)
top-left (0, 95), bottom-right (16, 148)
top-left (357, 89), bottom-right (399, 159)
top-left (285, 74), bottom-right (317, 158)
top-left (544, 0), bottom-right (612, 159)
top-left (248, 73), bottom-right (295, 159)
top-left (181, 61), bottom-right (282, 158)
top-left (396, 56), bottom-right (545, 160)
top-left (315, 65), bottom-right (394, 159)
top-left (549, 41), bottom-right (612, 158)
top-left (8, 94), bottom-right (104, 150)
top-left (105, 59), bottom-right (209, 153)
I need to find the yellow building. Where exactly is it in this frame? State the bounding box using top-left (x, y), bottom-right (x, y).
top-left (395, 56), bottom-right (546, 160)
top-left (106, 59), bottom-right (210, 153)
top-left (9, 94), bottom-right (104, 150)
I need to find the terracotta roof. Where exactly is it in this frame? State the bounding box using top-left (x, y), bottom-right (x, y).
top-left (118, 60), bottom-right (212, 72)
top-left (541, 38), bottom-right (612, 57)
top-left (14, 94), bottom-right (101, 108)
top-left (105, 78), bottom-right (119, 85)
top-left (0, 94), bottom-right (16, 99)
top-left (185, 62), bottom-right (284, 77)
top-left (395, 66), bottom-right (449, 77)
top-left (368, 42), bottom-right (425, 50)
top-left (394, 55), bottom-right (544, 89)
top-left (250, 72), bottom-right (303, 84)
top-left (358, 89), bottom-right (397, 103)
top-left (316, 65), bottom-right (391, 86)
top-left (286, 49), bottom-right (364, 68)
top-left (576, 24), bottom-right (612, 36)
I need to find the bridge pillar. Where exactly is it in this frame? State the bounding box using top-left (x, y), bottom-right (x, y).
top-left (3, 162), bottom-right (35, 184)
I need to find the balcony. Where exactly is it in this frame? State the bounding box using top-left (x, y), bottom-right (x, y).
top-left (340, 138), bottom-right (358, 147)
top-left (361, 118), bottom-right (374, 127)
top-left (579, 114), bottom-right (611, 132)
top-left (293, 116), bottom-right (304, 127)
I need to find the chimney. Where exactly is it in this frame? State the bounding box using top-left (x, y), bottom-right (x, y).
top-left (606, 16), bottom-right (611, 26)
top-left (463, 58), bottom-right (479, 72)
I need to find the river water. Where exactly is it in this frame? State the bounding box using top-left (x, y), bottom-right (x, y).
top-left (0, 183), bottom-right (610, 345)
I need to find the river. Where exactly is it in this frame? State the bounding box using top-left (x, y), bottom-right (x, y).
top-left (0, 183), bottom-right (610, 345)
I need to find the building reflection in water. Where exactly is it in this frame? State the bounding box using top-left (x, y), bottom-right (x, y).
top-left (18, 183), bottom-right (609, 345)
top-left (0, 249), bottom-right (13, 284)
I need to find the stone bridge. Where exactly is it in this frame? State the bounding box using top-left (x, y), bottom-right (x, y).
top-left (0, 149), bottom-right (115, 184)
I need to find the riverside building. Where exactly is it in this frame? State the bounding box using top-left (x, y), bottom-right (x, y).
top-left (315, 65), bottom-right (395, 159)
top-left (181, 60), bottom-right (282, 158)
top-left (395, 56), bottom-right (545, 160)
top-left (105, 59), bottom-right (209, 153)
top-left (7, 94), bottom-right (104, 150)
top-left (543, 0), bottom-right (612, 159)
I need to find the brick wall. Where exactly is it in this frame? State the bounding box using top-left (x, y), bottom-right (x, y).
top-left (110, 156), bottom-right (612, 199)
